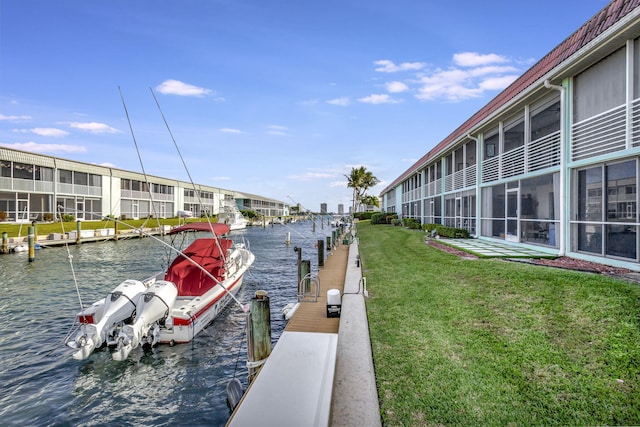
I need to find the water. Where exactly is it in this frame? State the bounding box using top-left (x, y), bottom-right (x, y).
top-left (0, 221), bottom-right (334, 427)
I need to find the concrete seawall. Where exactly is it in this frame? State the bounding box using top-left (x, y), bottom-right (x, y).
top-left (227, 234), bottom-right (381, 426)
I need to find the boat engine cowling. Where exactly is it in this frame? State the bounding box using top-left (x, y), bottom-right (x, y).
top-left (113, 280), bottom-right (177, 361)
top-left (71, 279), bottom-right (146, 360)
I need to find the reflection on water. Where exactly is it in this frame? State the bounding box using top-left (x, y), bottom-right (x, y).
top-left (0, 221), bottom-right (333, 426)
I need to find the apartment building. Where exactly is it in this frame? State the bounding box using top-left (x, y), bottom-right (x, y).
top-left (380, 0), bottom-right (640, 270)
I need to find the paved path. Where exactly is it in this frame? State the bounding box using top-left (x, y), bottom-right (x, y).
top-left (227, 231), bottom-right (381, 427)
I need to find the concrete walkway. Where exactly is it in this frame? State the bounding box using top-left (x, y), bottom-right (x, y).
top-left (437, 237), bottom-right (555, 258)
top-left (227, 233), bottom-right (381, 426)
top-left (330, 237), bottom-right (381, 426)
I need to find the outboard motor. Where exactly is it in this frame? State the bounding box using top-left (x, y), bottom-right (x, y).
top-left (113, 280), bottom-right (178, 361)
top-left (69, 280), bottom-right (146, 360)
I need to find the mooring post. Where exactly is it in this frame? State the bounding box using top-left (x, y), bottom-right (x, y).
top-left (294, 246), bottom-right (302, 288)
top-left (1, 231), bottom-right (8, 254)
top-left (317, 238), bottom-right (324, 267)
top-left (76, 220), bottom-right (81, 244)
top-left (301, 259), bottom-right (311, 296)
top-left (247, 290), bottom-right (272, 384)
top-left (32, 220), bottom-right (38, 242)
top-left (28, 225), bottom-right (35, 262)
top-left (114, 220), bottom-right (118, 241)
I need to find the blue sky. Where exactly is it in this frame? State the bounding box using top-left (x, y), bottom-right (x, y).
top-left (0, 0), bottom-right (609, 213)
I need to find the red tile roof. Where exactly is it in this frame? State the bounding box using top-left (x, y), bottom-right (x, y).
top-left (381, 0), bottom-right (640, 195)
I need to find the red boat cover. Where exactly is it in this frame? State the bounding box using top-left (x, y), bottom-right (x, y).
top-left (169, 222), bottom-right (230, 236)
top-left (164, 238), bottom-right (233, 296)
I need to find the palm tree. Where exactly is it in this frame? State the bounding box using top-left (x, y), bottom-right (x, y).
top-left (361, 194), bottom-right (380, 209)
top-left (345, 166), bottom-right (379, 215)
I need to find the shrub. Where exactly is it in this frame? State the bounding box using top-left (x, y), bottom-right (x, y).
top-left (421, 223), bottom-right (470, 238)
top-left (61, 214), bottom-right (75, 222)
top-left (402, 217), bottom-right (421, 229)
top-left (391, 219), bottom-right (402, 226)
top-left (43, 213), bottom-right (54, 222)
top-left (0, 211), bottom-right (6, 221)
top-left (355, 212), bottom-right (375, 220)
top-left (371, 213), bottom-right (399, 225)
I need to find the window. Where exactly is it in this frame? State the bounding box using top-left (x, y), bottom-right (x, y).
top-left (577, 167), bottom-right (603, 221)
top-left (13, 162), bottom-right (32, 179)
top-left (74, 172), bottom-right (88, 186)
top-left (574, 47), bottom-right (625, 122)
top-left (606, 160), bottom-right (636, 222)
top-left (89, 174), bottom-right (101, 187)
top-left (531, 99), bottom-right (560, 141)
top-left (58, 169), bottom-right (72, 184)
top-left (504, 116), bottom-right (524, 152)
top-left (484, 132), bottom-right (498, 159)
top-left (0, 161), bottom-right (10, 177)
top-left (34, 166), bottom-right (54, 181)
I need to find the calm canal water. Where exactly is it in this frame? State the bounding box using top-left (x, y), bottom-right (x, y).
top-left (0, 220), bottom-right (334, 427)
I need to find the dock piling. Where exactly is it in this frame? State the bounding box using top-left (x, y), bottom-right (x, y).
top-left (1, 231), bottom-right (8, 254)
top-left (28, 225), bottom-right (35, 262)
top-left (247, 290), bottom-right (272, 384)
top-left (317, 239), bottom-right (325, 267)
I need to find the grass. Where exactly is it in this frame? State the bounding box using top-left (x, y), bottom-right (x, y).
top-left (0, 217), bottom-right (205, 238)
top-left (357, 221), bottom-right (640, 426)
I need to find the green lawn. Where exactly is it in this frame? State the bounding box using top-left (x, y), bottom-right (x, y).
top-left (357, 221), bottom-right (640, 426)
top-left (0, 217), bottom-right (205, 238)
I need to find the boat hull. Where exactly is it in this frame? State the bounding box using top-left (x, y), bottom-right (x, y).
top-left (161, 273), bottom-right (246, 343)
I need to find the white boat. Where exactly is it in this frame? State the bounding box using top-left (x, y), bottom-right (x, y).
top-left (218, 197), bottom-right (249, 230)
top-left (67, 222), bottom-right (255, 361)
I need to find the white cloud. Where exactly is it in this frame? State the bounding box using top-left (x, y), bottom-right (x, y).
top-left (155, 79), bottom-right (213, 97)
top-left (219, 128), bottom-right (242, 134)
top-left (2, 141), bottom-right (87, 153)
top-left (17, 127), bottom-right (70, 137)
top-left (0, 114), bottom-right (31, 122)
top-left (414, 53), bottom-right (522, 102)
top-left (326, 97), bottom-right (350, 106)
top-left (385, 81), bottom-right (409, 93)
top-left (266, 125), bottom-right (288, 136)
top-left (287, 172), bottom-right (336, 180)
top-left (453, 52), bottom-right (508, 67)
top-left (366, 52), bottom-right (521, 103)
top-left (357, 94), bottom-right (401, 105)
top-left (374, 59), bottom-right (425, 73)
top-left (479, 75), bottom-right (519, 90)
top-left (67, 121), bottom-right (120, 134)
top-left (97, 162), bottom-right (117, 167)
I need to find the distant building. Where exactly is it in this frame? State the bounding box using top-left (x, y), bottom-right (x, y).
top-left (338, 204), bottom-right (344, 215)
top-left (379, 1), bottom-right (640, 270)
top-left (320, 203), bottom-right (327, 214)
top-left (0, 146), bottom-right (289, 222)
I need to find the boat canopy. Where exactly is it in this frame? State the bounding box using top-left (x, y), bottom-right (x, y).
top-left (169, 222), bottom-right (230, 236)
top-left (164, 238), bottom-right (233, 296)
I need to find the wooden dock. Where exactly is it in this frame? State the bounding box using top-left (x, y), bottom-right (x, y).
top-left (284, 241), bottom-right (348, 334)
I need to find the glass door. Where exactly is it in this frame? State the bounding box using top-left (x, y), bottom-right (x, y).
top-left (76, 199), bottom-right (84, 221)
top-left (506, 188), bottom-right (519, 241)
top-left (17, 199), bottom-right (28, 222)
